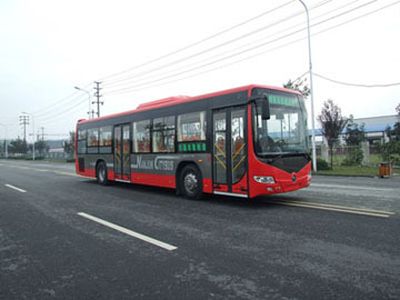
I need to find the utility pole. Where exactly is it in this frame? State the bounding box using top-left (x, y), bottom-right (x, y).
top-left (298, 0), bottom-right (317, 172)
top-left (41, 127), bottom-right (45, 141)
top-left (21, 111), bottom-right (35, 160)
top-left (19, 115), bottom-right (30, 142)
top-left (0, 123), bottom-right (8, 159)
top-left (93, 81), bottom-right (103, 118)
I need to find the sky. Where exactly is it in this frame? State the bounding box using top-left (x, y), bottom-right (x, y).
top-left (0, 0), bottom-right (399, 142)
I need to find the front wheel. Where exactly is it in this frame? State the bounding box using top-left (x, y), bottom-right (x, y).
top-left (96, 161), bottom-right (108, 185)
top-left (180, 164), bottom-right (203, 199)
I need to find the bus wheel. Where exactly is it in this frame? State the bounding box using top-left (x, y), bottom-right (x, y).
top-left (97, 161), bottom-right (108, 185)
top-left (180, 164), bottom-right (202, 199)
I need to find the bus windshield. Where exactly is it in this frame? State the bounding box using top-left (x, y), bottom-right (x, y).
top-left (252, 89), bottom-right (308, 157)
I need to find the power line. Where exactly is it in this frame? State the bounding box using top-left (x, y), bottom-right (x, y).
top-left (35, 95), bottom-right (88, 123)
top-left (105, 0), bottom-right (400, 96)
top-left (314, 73), bottom-right (400, 87)
top-left (33, 91), bottom-right (78, 116)
top-left (98, 0), bottom-right (296, 82)
top-left (105, 0), bottom-right (381, 95)
top-left (104, 0), bottom-right (360, 91)
top-left (103, 0), bottom-right (333, 88)
top-left (33, 82), bottom-right (92, 117)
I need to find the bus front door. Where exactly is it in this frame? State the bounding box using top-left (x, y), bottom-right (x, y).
top-left (212, 106), bottom-right (248, 197)
top-left (113, 124), bottom-right (131, 181)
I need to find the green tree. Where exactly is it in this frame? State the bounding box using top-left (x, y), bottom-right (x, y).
top-left (35, 140), bottom-right (49, 157)
top-left (283, 78), bottom-right (310, 98)
top-left (391, 103), bottom-right (400, 141)
top-left (345, 115), bottom-right (365, 145)
top-left (318, 100), bottom-right (347, 169)
top-left (343, 115), bottom-right (365, 165)
top-left (64, 131), bottom-right (75, 155)
top-left (9, 138), bottom-right (28, 154)
top-left (380, 104), bottom-right (400, 164)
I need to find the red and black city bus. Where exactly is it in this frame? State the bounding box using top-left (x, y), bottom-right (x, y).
top-left (75, 84), bottom-right (311, 199)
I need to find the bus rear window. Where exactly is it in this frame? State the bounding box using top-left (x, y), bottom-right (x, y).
top-left (78, 129), bottom-right (86, 140)
top-left (77, 129), bottom-right (87, 154)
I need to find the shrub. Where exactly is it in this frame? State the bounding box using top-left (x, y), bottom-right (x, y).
top-left (317, 158), bottom-right (330, 170)
top-left (342, 147), bottom-right (363, 166)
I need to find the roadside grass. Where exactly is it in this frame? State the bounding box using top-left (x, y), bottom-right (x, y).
top-left (330, 153), bottom-right (382, 166)
top-left (314, 165), bottom-right (392, 177)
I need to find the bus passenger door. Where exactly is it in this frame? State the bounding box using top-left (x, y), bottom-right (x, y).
top-left (212, 106), bottom-right (248, 197)
top-left (113, 124), bottom-right (131, 181)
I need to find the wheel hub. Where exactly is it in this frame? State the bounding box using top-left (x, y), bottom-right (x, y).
top-left (184, 173), bottom-right (198, 193)
top-left (99, 166), bottom-right (105, 181)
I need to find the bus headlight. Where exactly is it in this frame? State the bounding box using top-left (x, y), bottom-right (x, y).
top-left (253, 176), bottom-right (275, 184)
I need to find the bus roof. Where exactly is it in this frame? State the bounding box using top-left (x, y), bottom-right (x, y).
top-left (78, 84), bottom-right (301, 125)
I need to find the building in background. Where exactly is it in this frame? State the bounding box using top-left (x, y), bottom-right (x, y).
top-left (312, 114), bottom-right (398, 145)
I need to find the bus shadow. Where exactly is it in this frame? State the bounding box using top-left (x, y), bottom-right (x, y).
top-left (82, 180), bottom-right (301, 211)
top-left (203, 194), bottom-right (302, 210)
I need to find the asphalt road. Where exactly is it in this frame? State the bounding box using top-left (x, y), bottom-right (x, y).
top-left (0, 160), bottom-right (399, 299)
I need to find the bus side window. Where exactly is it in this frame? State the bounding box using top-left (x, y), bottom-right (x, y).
top-left (177, 111), bottom-right (206, 142)
top-left (99, 126), bottom-right (112, 154)
top-left (87, 128), bottom-right (99, 154)
top-left (152, 116), bottom-right (175, 153)
top-left (99, 126), bottom-right (112, 147)
top-left (133, 120), bottom-right (151, 153)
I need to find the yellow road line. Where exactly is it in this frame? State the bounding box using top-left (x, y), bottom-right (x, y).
top-left (282, 200), bottom-right (395, 215)
top-left (273, 201), bottom-right (392, 218)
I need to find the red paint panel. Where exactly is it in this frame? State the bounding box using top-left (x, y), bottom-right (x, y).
top-left (231, 173), bottom-right (248, 194)
top-left (77, 168), bottom-right (96, 178)
top-left (213, 184), bottom-right (229, 193)
top-left (132, 173), bottom-right (176, 188)
top-left (202, 178), bottom-right (213, 194)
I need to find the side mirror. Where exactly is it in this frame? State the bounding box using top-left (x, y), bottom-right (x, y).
top-left (261, 95), bottom-right (270, 120)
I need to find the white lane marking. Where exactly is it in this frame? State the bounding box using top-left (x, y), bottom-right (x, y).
top-left (275, 201), bottom-right (391, 218)
top-left (17, 166), bottom-right (31, 170)
top-left (311, 183), bottom-right (393, 192)
top-left (77, 212), bottom-right (178, 251)
top-left (5, 184), bottom-right (27, 193)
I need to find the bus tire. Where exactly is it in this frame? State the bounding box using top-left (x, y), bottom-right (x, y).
top-left (179, 164), bottom-right (203, 200)
top-left (96, 161), bottom-right (108, 185)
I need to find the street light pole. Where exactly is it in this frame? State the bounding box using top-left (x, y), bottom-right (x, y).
top-left (74, 86), bottom-right (92, 119)
top-left (0, 123), bottom-right (8, 159)
top-left (298, 0), bottom-right (317, 172)
top-left (22, 112), bottom-right (35, 160)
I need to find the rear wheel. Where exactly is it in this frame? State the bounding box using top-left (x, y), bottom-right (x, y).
top-left (96, 161), bottom-right (108, 185)
top-left (180, 164), bottom-right (202, 199)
